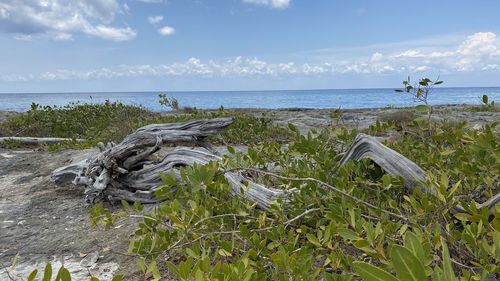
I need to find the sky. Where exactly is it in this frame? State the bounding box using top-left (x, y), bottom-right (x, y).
top-left (1, 0), bottom-right (500, 93)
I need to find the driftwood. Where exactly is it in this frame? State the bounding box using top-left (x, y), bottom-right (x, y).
top-left (339, 133), bottom-right (427, 192)
top-left (51, 118), bottom-right (498, 214)
top-left (0, 137), bottom-right (86, 144)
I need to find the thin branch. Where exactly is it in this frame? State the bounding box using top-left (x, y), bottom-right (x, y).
top-left (232, 167), bottom-right (409, 222)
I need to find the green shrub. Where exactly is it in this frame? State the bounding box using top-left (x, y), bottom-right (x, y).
top-left (0, 101), bottom-right (152, 144)
top-left (0, 102), bottom-right (293, 149)
top-left (87, 119), bottom-right (499, 280)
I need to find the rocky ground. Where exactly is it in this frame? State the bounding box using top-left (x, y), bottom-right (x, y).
top-left (0, 148), bottom-right (139, 280)
top-left (0, 105), bottom-right (498, 280)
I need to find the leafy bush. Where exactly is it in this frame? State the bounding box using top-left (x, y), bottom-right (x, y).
top-left (467, 95), bottom-right (498, 112)
top-left (87, 119), bottom-right (499, 280)
top-left (214, 113), bottom-right (294, 145)
top-left (0, 101), bottom-right (153, 146)
top-left (0, 102), bottom-right (293, 149)
top-left (159, 93), bottom-right (180, 111)
top-left (378, 110), bottom-right (415, 131)
top-left (23, 262), bottom-right (124, 281)
top-left (395, 77), bottom-right (443, 129)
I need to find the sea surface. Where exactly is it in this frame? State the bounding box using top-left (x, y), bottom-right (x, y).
top-left (0, 87), bottom-right (499, 112)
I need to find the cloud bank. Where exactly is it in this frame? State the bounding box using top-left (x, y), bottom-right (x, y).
top-left (2, 31), bottom-right (500, 82)
top-left (0, 0), bottom-right (136, 41)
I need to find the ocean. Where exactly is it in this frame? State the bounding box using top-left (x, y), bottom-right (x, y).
top-left (0, 87), bottom-right (499, 112)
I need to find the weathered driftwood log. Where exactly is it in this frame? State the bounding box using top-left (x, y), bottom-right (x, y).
top-left (52, 118), bottom-right (235, 203)
top-left (339, 133), bottom-right (427, 192)
top-left (51, 118), bottom-right (498, 214)
top-left (0, 137), bottom-right (86, 144)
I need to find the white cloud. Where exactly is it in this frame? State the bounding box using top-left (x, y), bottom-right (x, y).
top-left (457, 32), bottom-right (500, 56)
top-left (87, 25), bottom-right (136, 41)
top-left (122, 3), bottom-right (130, 14)
top-left (158, 25), bottom-right (175, 36)
top-left (3, 31), bottom-right (500, 83)
top-left (243, 0), bottom-right (291, 9)
top-left (148, 16), bottom-right (174, 37)
top-left (148, 16), bottom-right (164, 25)
top-left (392, 49), bottom-right (424, 58)
top-left (137, 0), bottom-right (164, 3)
top-left (0, 0), bottom-right (136, 41)
top-left (389, 32), bottom-right (500, 72)
top-left (370, 52), bottom-right (384, 62)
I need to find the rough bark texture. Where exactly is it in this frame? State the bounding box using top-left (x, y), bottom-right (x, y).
top-left (51, 118), bottom-right (498, 214)
top-left (339, 133), bottom-right (427, 191)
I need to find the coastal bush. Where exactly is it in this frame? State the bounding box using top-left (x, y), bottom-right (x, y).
top-left (467, 95), bottom-right (498, 112)
top-left (395, 77), bottom-right (443, 129)
top-left (377, 110), bottom-right (415, 131)
top-left (159, 93), bottom-right (180, 111)
top-left (82, 119), bottom-right (499, 280)
top-left (21, 262), bottom-right (124, 281)
top-left (0, 102), bottom-right (293, 149)
top-left (214, 113), bottom-right (294, 145)
top-left (0, 101), bottom-right (152, 145)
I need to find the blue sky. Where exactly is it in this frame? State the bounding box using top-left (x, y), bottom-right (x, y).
top-left (1, 0), bottom-right (500, 92)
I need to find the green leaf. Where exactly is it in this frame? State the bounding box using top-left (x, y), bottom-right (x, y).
top-left (440, 149), bottom-right (455, 156)
top-left (27, 269), bottom-right (38, 281)
top-left (111, 276), bottom-right (124, 281)
top-left (166, 261), bottom-right (181, 277)
top-left (404, 232), bottom-right (426, 262)
top-left (482, 94), bottom-right (489, 104)
top-left (55, 266), bottom-right (72, 281)
top-left (441, 238), bottom-right (457, 281)
top-left (42, 263), bottom-right (52, 281)
top-left (218, 248), bottom-right (232, 257)
top-left (337, 228), bottom-right (361, 241)
top-left (353, 261), bottom-right (400, 281)
top-left (453, 213), bottom-right (471, 222)
top-left (146, 261), bottom-right (161, 280)
top-left (306, 234), bottom-right (322, 247)
top-left (186, 248), bottom-right (199, 259)
top-left (227, 145), bottom-right (235, 154)
top-left (288, 123), bottom-right (298, 133)
top-left (90, 277), bottom-right (100, 281)
top-left (390, 245), bottom-right (427, 281)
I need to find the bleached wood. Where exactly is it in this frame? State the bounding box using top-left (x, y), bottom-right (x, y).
top-left (339, 133), bottom-right (427, 191)
top-left (0, 137), bottom-right (85, 144)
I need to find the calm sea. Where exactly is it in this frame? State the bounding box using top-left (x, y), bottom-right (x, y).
top-left (0, 87), bottom-right (499, 112)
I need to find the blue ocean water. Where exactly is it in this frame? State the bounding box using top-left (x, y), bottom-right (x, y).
top-left (0, 87), bottom-right (499, 112)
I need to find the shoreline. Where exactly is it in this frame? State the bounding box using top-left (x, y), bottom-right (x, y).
top-left (0, 102), bottom-right (492, 113)
top-left (1, 103), bottom-right (498, 135)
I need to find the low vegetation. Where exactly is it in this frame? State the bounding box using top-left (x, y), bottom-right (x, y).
top-left (81, 116), bottom-right (497, 281)
top-left (0, 101), bottom-right (293, 150)
top-left (1, 87), bottom-right (498, 280)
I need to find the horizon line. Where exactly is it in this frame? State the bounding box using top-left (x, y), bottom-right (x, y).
top-left (1, 85), bottom-right (500, 95)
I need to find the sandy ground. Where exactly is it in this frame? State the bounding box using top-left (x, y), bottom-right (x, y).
top-left (0, 148), bottom-right (139, 280)
top-left (0, 105), bottom-right (498, 280)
